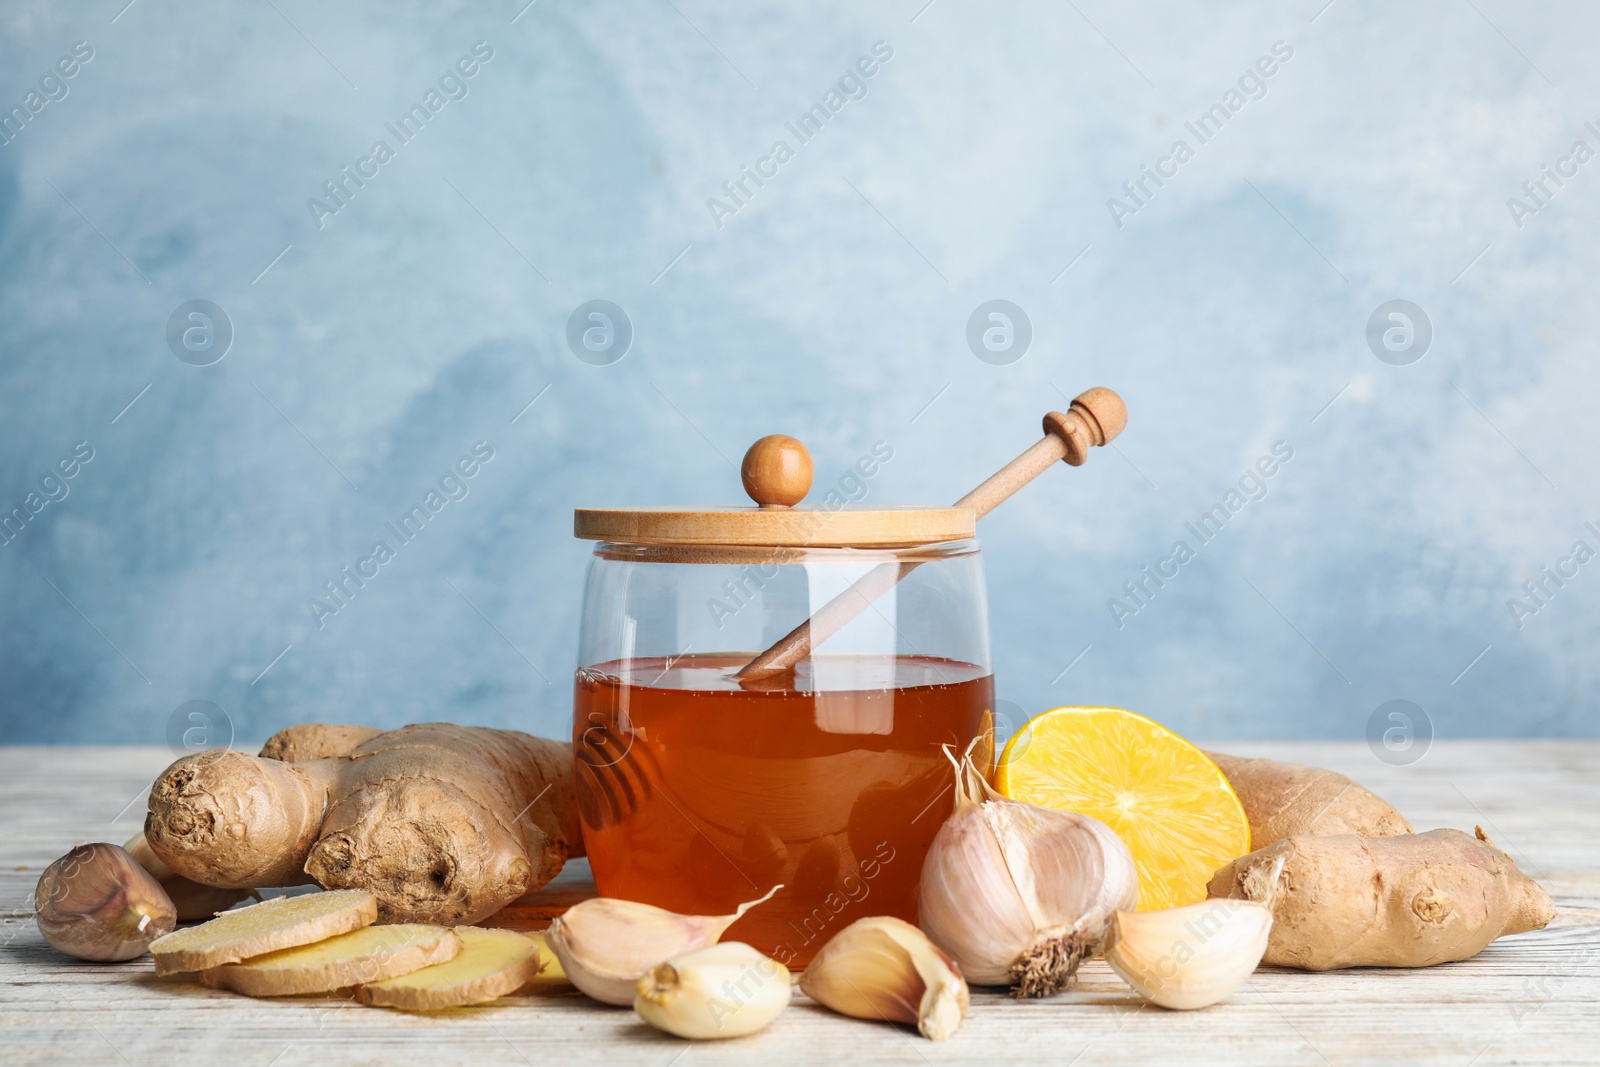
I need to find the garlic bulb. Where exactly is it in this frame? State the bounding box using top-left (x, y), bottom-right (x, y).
top-left (1104, 898), bottom-right (1272, 1009)
top-left (35, 843), bottom-right (178, 961)
top-left (634, 942), bottom-right (791, 1039)
top-left (546, 886), bottom-right (779, 1005)
top-left (918, 746), bottom-right (1138, 997)
top-left (799, 916), bottom-right (968, 1040)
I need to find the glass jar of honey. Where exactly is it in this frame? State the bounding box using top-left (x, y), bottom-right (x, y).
top-left (572, 436), bottom-right (994, 967)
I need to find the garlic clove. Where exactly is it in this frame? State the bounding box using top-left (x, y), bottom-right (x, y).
top-left (799, 916), bottom-right (968, 1041)
top-left (546, 885), bottom-right (780, 1006)
top-left (634, 941), bottom-right (791, 1040)
top-left (1104, 898), bottom-right (1273, 1010)
top-left (34, 843), bottom-right (178, 961)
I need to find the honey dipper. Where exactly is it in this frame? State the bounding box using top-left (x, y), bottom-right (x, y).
top-left (736, 386), bottom-right (1127, 683)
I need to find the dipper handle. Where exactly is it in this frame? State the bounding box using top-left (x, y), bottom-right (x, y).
top-left (736, 387), bottom-right (1126, 683)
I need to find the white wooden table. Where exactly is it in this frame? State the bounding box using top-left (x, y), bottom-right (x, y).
top-left (2, 743), bottom-right (1597, 1066)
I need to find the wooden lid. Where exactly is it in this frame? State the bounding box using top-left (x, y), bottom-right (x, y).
top-left (574, 505), bottom-right (974, 547)
top-left (574, 435), bottom-right (975, 547)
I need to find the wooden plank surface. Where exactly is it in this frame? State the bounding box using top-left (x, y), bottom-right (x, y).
top-left (1, 742), bottom-right (1597, 1066)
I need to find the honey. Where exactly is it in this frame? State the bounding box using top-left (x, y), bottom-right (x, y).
top-left (573, 653), bottom-right (992, 966)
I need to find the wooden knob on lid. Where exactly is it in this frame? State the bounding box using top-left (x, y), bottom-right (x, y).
top-left (741, 435), bottom-right (813, 508)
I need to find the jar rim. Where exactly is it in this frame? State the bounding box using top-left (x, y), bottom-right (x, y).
top-left (590, 537), bottom-right (982, 565)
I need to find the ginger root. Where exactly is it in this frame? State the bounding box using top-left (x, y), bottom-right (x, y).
top-left (1205, 751), bottom-right (1412, 847)
top-left (145, 723), bottom-right (581, 925)
top-left (1207, 827), bottom-right (1554, 969)
top-left (258, 723), bottom-right (385, 762)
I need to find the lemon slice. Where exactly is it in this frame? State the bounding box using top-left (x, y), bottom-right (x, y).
top-left (995, 706), bottom-right (1250, 910)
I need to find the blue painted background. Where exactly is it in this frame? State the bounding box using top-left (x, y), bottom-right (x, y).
top-left (3, 0), bottom-right (1596, 747)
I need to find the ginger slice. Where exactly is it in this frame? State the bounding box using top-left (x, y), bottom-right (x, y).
top-left (356, 927), bottom-right (540, 1010)
top-left (201, 924), bottom-right (462, 996)
top-left (151, 890), bottom-right (376, 976)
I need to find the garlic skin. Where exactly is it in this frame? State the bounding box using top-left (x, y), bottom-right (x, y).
top-left (1104, 899), bottom-right (1272, 1010)
top-left (918, 747), bottom-right (1138, 997)
top-left (34, 843), bottom-right (178, 961)
top-left (799, 916), bottom-right (968, 1040)
top-left (546, 886), bottom-right (779, 1005)
top-left (634, 942), bottom-right (791, 1039)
